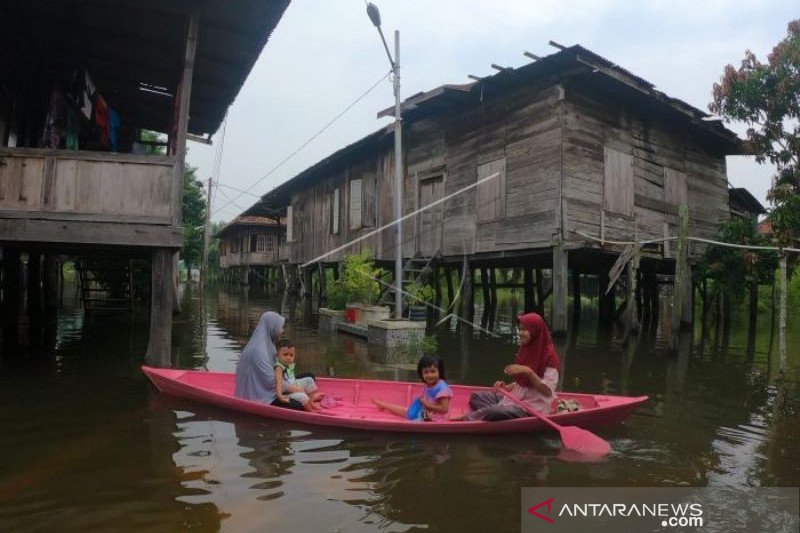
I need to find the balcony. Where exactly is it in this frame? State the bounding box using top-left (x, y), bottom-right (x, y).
top-left (0, 148), bottom-right (182, 248)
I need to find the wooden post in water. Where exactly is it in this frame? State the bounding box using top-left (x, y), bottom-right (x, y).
top-left (460, 257), bottom-right (474, 323)
top-left (779, 253), bottom-right (787, 375)
top-left (480, 267), bottom-right (491, 314)
top-left (318, 262), bottom-right (327, 308)
top-left (671, 206), bottom-right (690, 351)
top-left (1, 247), bottom-right (21, 349)
top-left (146, 249), bottom-right (175, 367)
top-left (433, 267), bottom-right (442, 321)
top-left (445, 267), bottom-right (454, 309)
top-left (572, 269), bottom-right (581, 319)
top-left (524, 267), bottom-right (534, 313)
top-left (552, 245), bottom-right (568, 334)
top-left (625, 246), bottom-right (640, 336)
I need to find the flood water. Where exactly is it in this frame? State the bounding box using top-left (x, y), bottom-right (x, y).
top-left (1, 283), bottom-right (798, 532)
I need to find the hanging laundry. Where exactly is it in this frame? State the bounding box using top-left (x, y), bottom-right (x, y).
top-left (41, 85), bottom-right (68, 148)
top-left (94, 93), bottom-right (110, 146)
top-left (80, 70), bottom-right (96, 120)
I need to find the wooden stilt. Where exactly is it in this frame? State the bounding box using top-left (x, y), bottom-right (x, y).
top-left (488, 267), bottom-right (497, 330)
top-left (44, 254), bottom-right (59, 313)
top-left (146, 249), bottom-right (175, 367)
top-left (625, 246), bottom-right (640, 336)
top-left (1, 248), bottom-right (22, 350)
top-left (671, 206), bottom-right (689, 350)
top-left (460, 257), bottom-right (474, 323)
top-left (433, 267), bottom-right (442, 321)
top-left (445, 267), bottom-right (454, 309)
top-left (524, 267), bottom-right (534, 313)
top-left (599, 272), bottom-right (613, 323)
top-left (571, 269), bottom-right (581, 319)
top-left (552, 246), bottom-right (568, 334)
top-left (318, 263), bottom-right (327, 307)
top-left (534, 268), bottom-right (545, 312)
top-left (480, 267), bottom-right (491, 312)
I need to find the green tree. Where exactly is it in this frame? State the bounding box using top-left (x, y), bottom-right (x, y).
top-left (182, 164), bottom-right (206, 268)
top-left (710, 20), bottom-right (800, 245)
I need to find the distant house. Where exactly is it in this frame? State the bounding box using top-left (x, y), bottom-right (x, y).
top-left (243, 44), bottom-right (744, 331)
top-left (216, 216), bottom-right (286, 285)
top-left (728, 188), bottom-right (766, 223)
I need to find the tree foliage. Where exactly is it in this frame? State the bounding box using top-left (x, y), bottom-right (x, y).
top-left (710, 20), bottom-right (800, 244)
top-left (182, 164), bottom-right (206, 268)
top-left (700, 218), bottom-right (778, 302)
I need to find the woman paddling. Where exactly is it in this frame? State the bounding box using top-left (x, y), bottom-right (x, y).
top-left (454, 312), bottom-right (560, 421)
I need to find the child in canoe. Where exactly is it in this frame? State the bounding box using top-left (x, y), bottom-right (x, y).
top-left (274, 338), bottom-right (324, 412)
top-left (373, 355), bottom-right (453, 421)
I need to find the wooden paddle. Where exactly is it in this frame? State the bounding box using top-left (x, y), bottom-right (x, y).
top-left (498, 388), bottom-right (611, 457)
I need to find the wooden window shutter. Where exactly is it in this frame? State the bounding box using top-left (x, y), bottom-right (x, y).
top-left (603, 147), bottom-right (634, 216)
top-left (477, 157), bottom-right (506, 222)
top-left (349, 178), bottom-right (362, 230)
top-left (331, 188), bottom-right (340, 234)
top-left (287, 205), bottom-right (294, 242)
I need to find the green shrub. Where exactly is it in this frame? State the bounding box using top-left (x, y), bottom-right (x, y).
top-left (340, 251), bottom-right (385, 305)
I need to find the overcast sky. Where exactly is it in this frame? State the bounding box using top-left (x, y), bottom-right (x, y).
top-left (187, 0), bottom-right (798, 222)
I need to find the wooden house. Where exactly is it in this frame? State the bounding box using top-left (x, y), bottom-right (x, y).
top-left (728, 188), bottom-right (766, 223)
top-left (0, 0), bottom-right (289, 363)
top-left (244, 44), bottom-right (744, 332)
top-left (217, 215), bottom-right (286, 286)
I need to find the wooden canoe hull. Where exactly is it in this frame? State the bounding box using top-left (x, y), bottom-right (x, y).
top-left (142, 366), bottom-right (648, 434)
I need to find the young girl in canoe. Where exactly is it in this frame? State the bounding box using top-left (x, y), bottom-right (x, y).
top-left (373, 355), bottom-right (453, 421)
top-left (453, 312), bottom-right (560, 421)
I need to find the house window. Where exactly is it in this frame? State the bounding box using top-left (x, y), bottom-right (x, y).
top-left (256, 235), bottom-right (267, 252)
top-left (477, 157), bottom-right (506, 222)
top-left (603, 146), bottom-right (634, 216)
top-left (287, 205), bottom-right (294, 242)
top-left (349, 178), bottom-right (362, 230)
top-left (330, 188), bottom-right (340, 234)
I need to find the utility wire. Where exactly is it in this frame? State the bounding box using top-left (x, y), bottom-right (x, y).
top-left (213, 70), bottom-right (392, 217)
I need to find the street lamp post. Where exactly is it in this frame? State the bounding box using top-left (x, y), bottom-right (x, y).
top-left (367, 2), bottom-right (403, 320)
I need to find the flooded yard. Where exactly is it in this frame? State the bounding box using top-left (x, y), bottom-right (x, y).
top-left (1, 284), bottom-right (797, 532)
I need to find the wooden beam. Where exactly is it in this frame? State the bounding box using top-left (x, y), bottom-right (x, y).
top-left (524, 51), bottom-right (542, 61)
top-left (549, 40), bottom-right (567, 50)
top-left (0, 218), bottom-right (183, 248)
top-left (171, 10), bottom-right (199, 226)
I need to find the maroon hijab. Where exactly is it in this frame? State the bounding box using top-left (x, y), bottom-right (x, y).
top-left (513, 313), bottom-right (560, 385)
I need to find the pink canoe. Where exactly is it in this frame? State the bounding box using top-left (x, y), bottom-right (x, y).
top-left (142, 366), bottom-right (648, 434)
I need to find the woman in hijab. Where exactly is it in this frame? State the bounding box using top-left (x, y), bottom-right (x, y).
top-left (234, 311), bottom-right (304, 411)
top-left (455, 312), bottom-right (560, 421)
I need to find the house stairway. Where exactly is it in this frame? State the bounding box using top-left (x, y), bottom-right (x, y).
top-left (76, 257), bottom-right (133, 313)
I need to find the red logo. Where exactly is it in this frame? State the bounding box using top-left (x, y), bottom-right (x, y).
top-left (528, 497), bottom-right (555, 523)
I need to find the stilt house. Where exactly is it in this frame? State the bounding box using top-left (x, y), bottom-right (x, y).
top-left (244, 45), bottom-right (745, 331)
top-left (0, 0), bottom-right (290, 363)
top-left (217, 215), bottom-right (286, 286)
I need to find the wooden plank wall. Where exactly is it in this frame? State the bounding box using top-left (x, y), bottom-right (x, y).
top-left (0, 149), bottom-right (174, 223)
top-left (561, 86), bottom-right (729, 258)
top-left (442, 84), bottom-right (562, 256)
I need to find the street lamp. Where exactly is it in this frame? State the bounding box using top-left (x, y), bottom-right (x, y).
top-left (366, 2), bottom-right (404, 320)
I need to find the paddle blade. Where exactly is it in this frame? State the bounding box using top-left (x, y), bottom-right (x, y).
top-left (558, 426), bottom-right (611, 457)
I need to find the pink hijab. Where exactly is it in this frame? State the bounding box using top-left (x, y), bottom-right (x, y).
top-left (514, 313), bottom-right (560, 385)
